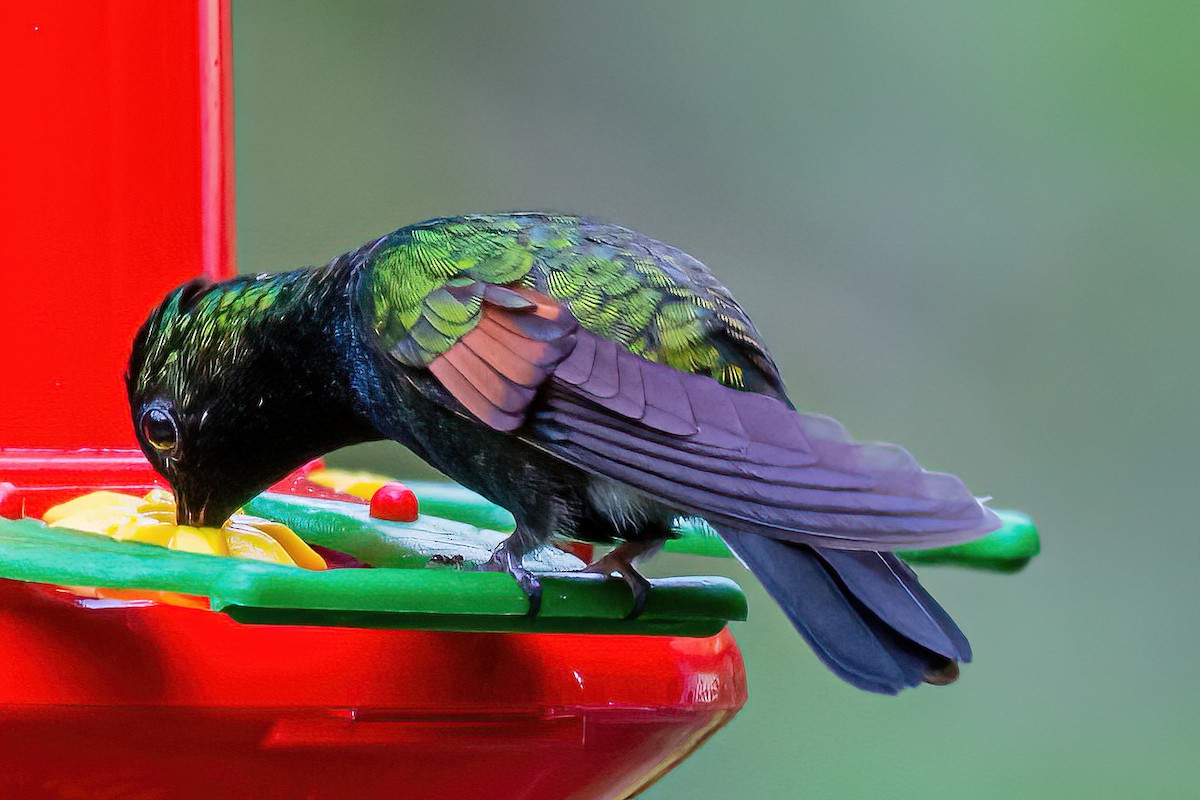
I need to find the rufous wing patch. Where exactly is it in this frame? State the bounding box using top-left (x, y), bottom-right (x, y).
top-left (429, 286), bottom-right (579, 431)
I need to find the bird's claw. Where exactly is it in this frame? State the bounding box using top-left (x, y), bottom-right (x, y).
top-left (478, 545), bottom-right (542, 617)
top-left (583, 553), bottom-right (652, 620)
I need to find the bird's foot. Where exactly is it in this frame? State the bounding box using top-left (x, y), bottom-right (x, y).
top-left (478, 543), bottom-right (542, 617)
top-left (582, 544), bottom-right (655, 620)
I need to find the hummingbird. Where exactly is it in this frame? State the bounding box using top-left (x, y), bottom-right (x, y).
top-left (127, 213), bottom-right (999, 694)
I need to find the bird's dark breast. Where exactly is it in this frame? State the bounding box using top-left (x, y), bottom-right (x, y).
top-left (357, 360), bottom-right (649, 545)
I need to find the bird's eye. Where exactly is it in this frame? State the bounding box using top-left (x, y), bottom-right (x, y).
top-left (140, 407), bottom-right (179, 452)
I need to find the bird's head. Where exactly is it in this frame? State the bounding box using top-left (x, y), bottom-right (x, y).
top-left (127, 274), bottom-right (373, 526)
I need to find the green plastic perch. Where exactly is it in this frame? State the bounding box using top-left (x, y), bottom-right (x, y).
top-left (0, 510), bottom-right (744, 637)
top-left (0, 483), bottom-right (1036, 638)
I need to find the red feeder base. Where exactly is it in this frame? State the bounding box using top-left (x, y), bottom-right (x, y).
top-left (0, 580), bottom-right (745, 799)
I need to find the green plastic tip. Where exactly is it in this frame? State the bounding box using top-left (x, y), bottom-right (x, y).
top-left (666, 510), bottom-right (1039, 573)
top-left (897, 509), bottom-right (1040, 573)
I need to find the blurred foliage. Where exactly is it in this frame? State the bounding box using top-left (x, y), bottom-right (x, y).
top-left (233, 2), bottom-right (1200, 797)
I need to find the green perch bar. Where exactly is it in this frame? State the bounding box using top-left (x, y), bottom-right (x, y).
top-left (668, 510), bottom-right (1039, 572)
top-left (402, 481), bottom-right (1041, 573)
top-left (0, 481), bottom-right (1035, 639)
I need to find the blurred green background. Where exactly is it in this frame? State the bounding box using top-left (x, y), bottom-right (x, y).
top-left (232, 2), bottom-right (1198, 797)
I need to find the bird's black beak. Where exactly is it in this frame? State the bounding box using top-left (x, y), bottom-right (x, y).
top-left (174, 486), bottom-right (235, 528)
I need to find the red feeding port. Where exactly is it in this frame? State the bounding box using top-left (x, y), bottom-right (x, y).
top-left (0, 2), bottom-right (747, 797)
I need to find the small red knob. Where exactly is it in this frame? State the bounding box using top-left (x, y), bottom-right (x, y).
top-left (369, 482), bottom-right (420, 523)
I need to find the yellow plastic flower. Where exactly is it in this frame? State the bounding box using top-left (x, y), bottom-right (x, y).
top-left (43, 489), bottom-right (326, 570)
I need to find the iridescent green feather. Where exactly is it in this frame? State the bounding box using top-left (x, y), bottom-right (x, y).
top-left (130, 270), bottom-right (320, 405)
top-left (361, 213), bottom-right (782, 393)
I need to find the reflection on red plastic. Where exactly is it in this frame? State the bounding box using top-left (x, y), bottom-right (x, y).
top-left (0, 449), bottom-right (164, 520)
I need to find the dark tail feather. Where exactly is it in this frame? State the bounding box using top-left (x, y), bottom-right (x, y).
top-left (719, 527), bottom-right (969, 694)
top-left (816, 548), bottom-right (971, 663)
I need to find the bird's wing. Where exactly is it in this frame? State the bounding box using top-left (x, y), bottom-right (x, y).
top-left (361, 213), bottom-right (789, 397)
top-left (357, 213), bottom-right (998, 550)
